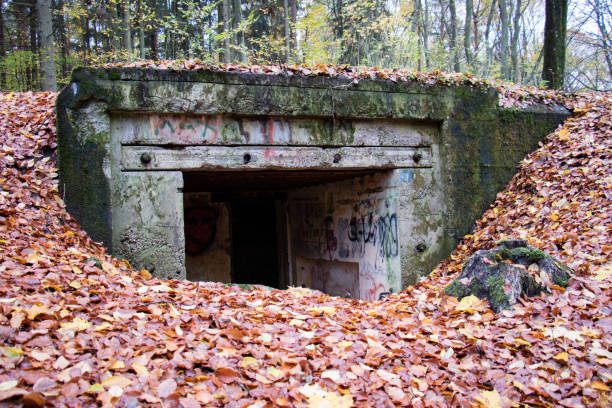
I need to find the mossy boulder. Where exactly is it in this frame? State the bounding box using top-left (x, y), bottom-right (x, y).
top-left (445, 238), bottom-right (573, 312)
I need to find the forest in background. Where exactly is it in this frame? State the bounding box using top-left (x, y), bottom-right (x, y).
top-left (0, 0), bottom-right (610, 92)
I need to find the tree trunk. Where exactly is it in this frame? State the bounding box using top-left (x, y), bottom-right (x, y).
top-left (36, 0), bottom-right (56, 91)
top-left (484, 0), bottom-right (497, 77)
top-left (449, 0), bottom-right (460, 71)
top-left (290, 0), bottom-right (297, 61)
top-left (525, 47), bottom-right (544, 85)
top-left (216, 0), bottom-right (228, 62)
top-left (81, 13), bottom-right (90, 61)
top-left (498, 0), bottom-right (510, 79)
top-left (464, 0), bottom-right (473, 69)
top-left (124, 0), bottom-right (132, 54)
top-left (109, 1), bottom-right (120, 52)
top-left (29, 6), bottom-right (38, 89)
top-left (415, 0), bottom-right (429, 70)
top-left (54, 0), bottom-right (69, 79)
top-left (542, 0), bottom-right (567, 89)
top-left (591, 0), bottom-right (612, 80)
top-left (0, 0), bottom-right (6, 88)
top-left (150, 28), bottom-right (158, 59)
top-left (510, 0), bottom-right (522, 82)
top-left (137, 0), bottom-right (145, 58)
top-left (283, 0), bottom-right (290, 63)
top-left (231, 0), bottom-right (245, 62)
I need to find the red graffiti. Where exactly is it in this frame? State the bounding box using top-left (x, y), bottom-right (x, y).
top-left (184, 206), bottom-right (218, 255)
top-left (363, 272), bottom-right (387, 301)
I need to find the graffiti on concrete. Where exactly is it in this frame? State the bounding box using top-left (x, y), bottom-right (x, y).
top-left (323, 216), bottom-right (337, 261)
top-left (289, 174), bottom-right (402, 301)
top-left (378, 214), bottom-right (398, 257)
top-left (184, 206), bottom-right (218, 255)
top-left (151, 115), bottom-right (221, 143)
top-left (335, 198), bottom-right (399, 261)
top-left (150, 114), bottom-right (295, 145)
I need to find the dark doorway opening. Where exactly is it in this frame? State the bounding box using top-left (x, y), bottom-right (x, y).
top-left (230, 198), bottom-right (279, 288)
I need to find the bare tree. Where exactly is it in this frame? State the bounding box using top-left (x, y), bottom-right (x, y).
top-left (283, 0), bottom-right (290, 63)
top-left (124, 0), bottom-right (132, 54)
top-left (511, 0), bottom-right (522, 82)
top-left (464, 0), bottom-right (473, 69)
top-left (590, 0), bottom-right (612, 78)
top-left (498, 0), bottom-right (510, 79)
top-left (36, 0), bottom-right (56, 91)
top-left (542, 0), bottom-right (568, 89)
top-left (449, 0), bottom-right (460, 71)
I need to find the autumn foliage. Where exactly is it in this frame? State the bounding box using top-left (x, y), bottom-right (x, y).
top-left (0, 77), bottom-right (610, 407)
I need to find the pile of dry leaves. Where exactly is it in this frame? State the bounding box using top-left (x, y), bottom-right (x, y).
top-left (0, 78), bottom-right (610, 408)
top-left (100, 60), bottom-right (566, 108)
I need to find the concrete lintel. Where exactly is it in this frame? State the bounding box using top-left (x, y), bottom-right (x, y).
top-left (121, 145), bottom-right (432, 171)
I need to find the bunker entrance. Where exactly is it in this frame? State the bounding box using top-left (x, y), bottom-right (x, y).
top-left (182, 169), bottom-right (391, 297)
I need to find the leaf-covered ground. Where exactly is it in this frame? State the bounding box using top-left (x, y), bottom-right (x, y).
top-left (0, 80), bottom-right (610, 408)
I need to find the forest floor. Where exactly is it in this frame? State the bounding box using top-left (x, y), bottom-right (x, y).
top-left (0, 75), bottom-right (610, 408)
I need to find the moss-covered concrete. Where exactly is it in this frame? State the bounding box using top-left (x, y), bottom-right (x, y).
top-left (56, 67), bottom-right (569, 287)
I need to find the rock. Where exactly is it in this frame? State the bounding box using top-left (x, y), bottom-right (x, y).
top-left (445, 239), bottom-right (573, 312)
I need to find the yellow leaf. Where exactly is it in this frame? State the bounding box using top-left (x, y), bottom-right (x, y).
top-left (307, 306), bottom-right (336, 315)
top-left (455, 295), bottom-right (489, 314)
top-left (109, 360), bottom-right (125, 370)
top-left (267, 367), bottom-right (283, 378)
top-left (513, 338), bottom-right (532, 347)
top-left (132, 364), bottom-right (149, 377)
top-left (241, 356), bottom-right (259, 370)
top-left (69, 280), bottom-right (82, 289)
top-left (594, 264), bottom-right (611, 281)
top-left (321, 369), bottom-right (342, 384)
top-left (101, 375), bottom-right (132, 389)
top-left (513, 380), bottom-right (525, 392)
top-left (287, 286), bottom-right (312, 297)
top-left (94, 322), bottom-right (112, 332)
top-left (25, 304), bottom-right (52, 320)
top-left (87, 383), bottom-right (104, 393)
top-left (139, 269), bottom-right (152, 279)
top-left (25, 252), bottom-right (44, 264)
top-left (0, 380), bottom-right (18, 391)
top-left (1, 346), bottom-right (23, 358)
top-left (308, 392), bottom-right (353, 408)
top-left (338, 341), bottom-right (353, 349)
top-left (60, 317), bottom-right (91, 332)
top-left (557, 128), bottom-right (570, 141)
top-left (553, 352), bottom-right (569, 362)
top-left (30, 350), bottom-right (51, 362)
top-left (289, 318), bottom-right (305, 327)
top-left (550, 212), bottom-right (559, 221)
top-left (474, 389), bottom-right (502, 408)
top-left (591, 381), bottom-right (611, 392)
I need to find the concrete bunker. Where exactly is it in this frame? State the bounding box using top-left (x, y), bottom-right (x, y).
top-left (56, 67), bottom-right (569, 300)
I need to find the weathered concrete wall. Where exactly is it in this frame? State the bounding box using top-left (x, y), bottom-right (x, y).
top-left (56, 67), bottom-right (569, 293)
top-left (289, 172), bottom-right (402, 300)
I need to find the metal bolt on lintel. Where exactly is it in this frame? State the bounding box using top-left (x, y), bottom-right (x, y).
top-left (413, 152), bottom-right (423, 163)
top-left (416, 243), bottom-right (427, 252)
top-left (140, 152), bottom-right (152, 164)
top-left (243, 153), bottom-right (252, 164)
top-left (333, 153), bottom-right (342, 163)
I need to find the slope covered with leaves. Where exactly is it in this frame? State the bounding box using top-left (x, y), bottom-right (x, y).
top-left (0, 86), bottom-right (610, 408)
